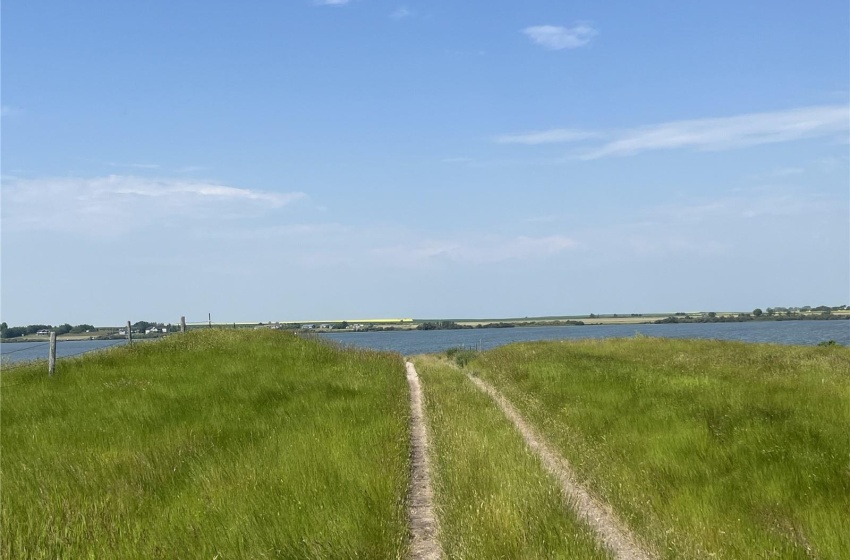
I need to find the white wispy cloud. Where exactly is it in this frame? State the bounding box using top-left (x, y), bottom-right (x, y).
top-left (174, 165), bottom-right (207, 173)
top-left (1, 105), bottom-right (20, 117)
top-left (441, 157), bottom-right (474, 164)
top-left (651, 190), bottom-right (834, 223)
top-left (391, 7), bottom-right (413, 19)
top-left (602, 188), bottom-right (845, 259)
top-left (495, 105), bottom-right (850, 158)
top-left (769, 167), bottom-right (805, 177)
top-left (745, 166), bottom-right (805, 182)
top-left (374, 235), bottom-right (579, 267)
top-left (202, 223), bottom-right (348, 240)
top-left (494, 128), bottom-right (599, 145)
top-left (108, 162), bottom-right (161, 169)
top-left (1, 175), bottom-right (305, 234)
top-left (523, 24), bottom-right (597, 50)
top-left (583, 105), bottom-right (850, 159)
top-left (314, 0), bottom-right (350, 5)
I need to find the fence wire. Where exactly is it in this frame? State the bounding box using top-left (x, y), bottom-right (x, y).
top-left (0, 342), bottom-right (50, 356)
top-left (60, 339), bottom-right (128, 360)
top-left (1, 339), bottom-right (130, 371)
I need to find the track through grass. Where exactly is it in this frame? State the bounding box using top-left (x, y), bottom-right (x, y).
top-left (469, 337), bottom-right (850, 559)
top-left (415, 355), bottom-right (611, 559)
top-left (466, 372), bottom-right (651, 560)
top-left (404, 361), bottom-right (441, 560)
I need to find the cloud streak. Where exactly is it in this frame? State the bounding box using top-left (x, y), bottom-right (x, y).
top-left (496, 105), bottom-right (850, 158)
top-left (650, 189), bottom-right (835, 223)
top-left (1, 175), bottom-right (305, 234)
top-left (374, 234), bottom-right (579, 267)
top-left (108, 162), bottom-right (161, 169)
top-left (494, 128), bottom-right (599, 145)
top-left (583, 105), bottom-right (850, 159)
top-left (523, 24), bottom-right (597, 50)
top-left (391, 7), bottom-right (413, 19)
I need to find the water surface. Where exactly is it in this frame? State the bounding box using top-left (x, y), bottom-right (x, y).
top-left (2, 320), bottom-right (845, 366)
top-left (320, 320), bottom-right (849, 355)
top-left (1, 339), bottom-right (130, 366)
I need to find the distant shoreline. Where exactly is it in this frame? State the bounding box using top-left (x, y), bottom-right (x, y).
top-left (3, 309), bottom-right (848, 340)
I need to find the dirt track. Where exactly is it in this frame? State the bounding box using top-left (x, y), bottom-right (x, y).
top-left (405, 361), bottom-right (442, 560)
top-left (467, 372), bottom-right (653, 560)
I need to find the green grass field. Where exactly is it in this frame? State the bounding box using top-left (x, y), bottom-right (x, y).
top-left (5, 331), bottom-right (848, 559)
top-left (414, 355), bottom-right (610, 559)
top-left (467, 337), bottom-right (850, 559)
top-left (1, 330), bottom-right (410, 559)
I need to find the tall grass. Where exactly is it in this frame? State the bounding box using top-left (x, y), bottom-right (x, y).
top-left (415, 355), bottom-right (610, 559)
top-left (470, 337), bottom-right (850, 559)
top-left (1, 330), bottom-right (410, 559)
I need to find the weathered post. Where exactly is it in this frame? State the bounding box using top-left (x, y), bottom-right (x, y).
top-left (180, 316), bottom-right (186, 333)
top-left (48, 332), bottom-right (57, 375)
top-left (127, 321), bottom-right (133, 344)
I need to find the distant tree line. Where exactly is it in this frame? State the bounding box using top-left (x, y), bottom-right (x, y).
top-left (654, 306), bottom-right (848, 325)
top-left (520, 320), bottom-right (585, 327)
top-left (0, 320), bottom-right (181, 339)
top-left (1, 323), bottom-right (96, 339)
top-left (417, 321), bottom-right (470, 331)
top-left (415, 320), bottom-right (583, 331)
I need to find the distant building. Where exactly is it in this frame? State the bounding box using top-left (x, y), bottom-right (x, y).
top-left (255, 323), bottom-right (283, 330)
top-left (36, 329), bottom-right (50, 336)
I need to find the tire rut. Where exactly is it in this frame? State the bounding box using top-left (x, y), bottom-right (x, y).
top-left (405, 361), bottom-right (442, 560)
top-left (467, 373), bottom-right (653, 560)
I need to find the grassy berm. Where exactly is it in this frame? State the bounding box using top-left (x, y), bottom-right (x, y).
top-left (469, 337), bottom-right (850, 559)
top-left (1, 330), bottom-right (410, 559)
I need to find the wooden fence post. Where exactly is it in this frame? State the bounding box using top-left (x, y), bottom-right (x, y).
top-left (127, 321), bottom-right (133, 344)
top-left (180, 316), bottom-right (186, 333)
top-left (48, 332), bottom-right (57, 375)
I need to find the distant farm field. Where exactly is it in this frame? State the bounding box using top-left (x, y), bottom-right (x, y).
top-left (1, 330), bottom-right (410, 559)
top-left (466, 337), bottom-right (850, 559)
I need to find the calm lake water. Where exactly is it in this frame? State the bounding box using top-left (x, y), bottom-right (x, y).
top-left (320, 320), bottom-right (849, 355)
top-left (1, 339), bottom-right (130, 366)
top-left (2, 321), bottom-right (847, 366)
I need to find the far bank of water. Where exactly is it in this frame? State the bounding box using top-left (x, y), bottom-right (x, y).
top-left (2, 320), bottom-right (846, 365)
top-left (320, 320), bottom-right (849, 355)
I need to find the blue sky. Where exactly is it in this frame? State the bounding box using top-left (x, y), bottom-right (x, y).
top-left (2, 0), bottom-right (848, 325)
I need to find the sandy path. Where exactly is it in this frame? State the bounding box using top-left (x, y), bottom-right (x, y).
top-left (405, 361), bottom-right (442, 560)
top-left (467, 373), bottom-right (653, 560)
